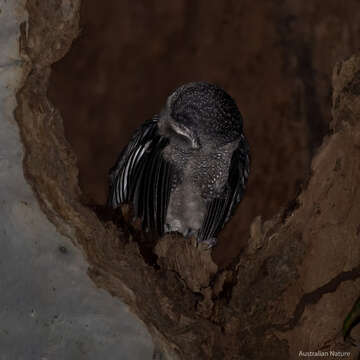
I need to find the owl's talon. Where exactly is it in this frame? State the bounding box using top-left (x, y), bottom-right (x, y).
top-left (197, 237), bottom-right (217, 250)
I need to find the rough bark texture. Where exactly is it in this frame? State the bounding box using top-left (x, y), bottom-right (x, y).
top-left (1, 2), bottom-right (153, 359)
top-left (16, 1), bottom-right (360, 359)
top-left (47, 0), bottom-right (360, 267)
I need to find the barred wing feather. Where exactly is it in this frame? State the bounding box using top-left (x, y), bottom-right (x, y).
top-left (107, 117), bottom-right (173, 236)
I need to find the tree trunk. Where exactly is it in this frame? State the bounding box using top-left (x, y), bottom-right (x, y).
top-left (13, 0), bottom-right (360, 359)
top-left (0, 1), bottom-right (154, 359)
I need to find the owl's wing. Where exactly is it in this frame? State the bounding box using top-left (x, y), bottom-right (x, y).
top-left (197, 134), bottom-right (250, 243)
top-left (107, 117), bottom-right (173, 236)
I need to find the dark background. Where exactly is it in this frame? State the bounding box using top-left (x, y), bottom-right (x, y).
top-left (48, 0), bottom-right (360, 266)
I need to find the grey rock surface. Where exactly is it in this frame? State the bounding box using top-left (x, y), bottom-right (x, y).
top-left (0, 1), bottom-right (154, 359)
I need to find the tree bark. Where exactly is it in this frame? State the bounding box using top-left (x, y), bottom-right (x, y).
top-left (15, 1), bottom-right (360, 359)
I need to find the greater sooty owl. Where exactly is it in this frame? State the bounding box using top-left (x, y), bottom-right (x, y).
top-left (107, 82), bottom-right (250, 247)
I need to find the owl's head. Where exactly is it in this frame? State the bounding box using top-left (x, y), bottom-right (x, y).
top-left (158, 82), bottom-right (244, 149)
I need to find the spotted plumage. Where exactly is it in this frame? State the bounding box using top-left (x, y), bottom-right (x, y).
top-left (108, 82), bottom-right (250, 247)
